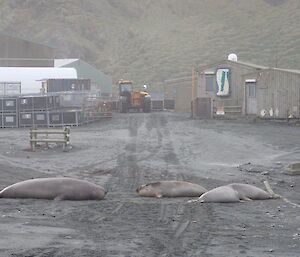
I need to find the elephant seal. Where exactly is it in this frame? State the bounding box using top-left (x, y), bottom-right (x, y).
top-left (136, 181), bottom-right (207, 198)
top-left (228, 183), bottom-right (272, 200)
top-left (198, 185), bottom-right (241, 203)
top-left (0, 177), bottom-right (106, 200)
top-left (198, 183), bottom-right (272, 203)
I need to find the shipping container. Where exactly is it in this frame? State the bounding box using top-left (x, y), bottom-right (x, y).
top-left (45, 79), bottom-right (91, 92)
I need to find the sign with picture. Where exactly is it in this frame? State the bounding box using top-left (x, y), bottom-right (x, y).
top-left (216, 68), bottom-right (230, 96)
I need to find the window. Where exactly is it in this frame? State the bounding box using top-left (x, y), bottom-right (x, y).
top-left (205, 75), bottom-right (215, 92)
top-left (248, 83), bottom-right (256, 97)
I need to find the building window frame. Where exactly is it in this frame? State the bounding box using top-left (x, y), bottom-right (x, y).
top-left (205, 72), bottom-right (216, 92)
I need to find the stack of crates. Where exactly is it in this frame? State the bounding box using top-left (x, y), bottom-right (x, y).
top-left (49, 92), bottom-right (86, 127)
top-left (151, 100), bottom-right (164, 111)
top-left (18, 95), bottom-right (59, 127)
top-left (0, 96), bottom-right (18, 128)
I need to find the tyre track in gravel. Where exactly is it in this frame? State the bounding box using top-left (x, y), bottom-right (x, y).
top-left (5, 113), bottom-right (216, 257)
top-left (99, 113), bottom-right (216, 256)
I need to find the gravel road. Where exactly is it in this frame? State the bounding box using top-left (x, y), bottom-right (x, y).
top-left (0, 112), bottom-right (299, 257)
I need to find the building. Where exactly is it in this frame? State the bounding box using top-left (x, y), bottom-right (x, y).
top-left (164, 76), bottom-right (192, 112)
top-left (0, 67), bottom-right (77, 94)
top-left (55, 59), bottom-right (112, 97)
top-left (195, 58), bottom-right (266, 118)
top-left (0, 34), bottom-right (112, 96)
top-left (243, 68), bottom-right (300, 119)
top-left (0, 35), bottom-right (113, 128)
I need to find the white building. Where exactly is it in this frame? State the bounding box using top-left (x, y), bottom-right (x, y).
top-left (0, 67), bottom-right (77, 94)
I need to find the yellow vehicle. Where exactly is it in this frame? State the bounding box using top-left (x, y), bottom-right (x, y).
top-left (117, 80), bottom-right (151, 113)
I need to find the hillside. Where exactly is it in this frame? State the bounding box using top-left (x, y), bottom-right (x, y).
top-left (0, 0), bottom-right (299, 88)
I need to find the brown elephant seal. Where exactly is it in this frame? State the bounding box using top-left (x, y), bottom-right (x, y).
top-left (198, 183), bottom-right (272, 203)
top-left (0, 177), bottom-right (106, 200)
top-left (136, 181), bottom-right (207, 198)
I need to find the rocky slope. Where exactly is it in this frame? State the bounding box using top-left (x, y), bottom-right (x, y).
top-left (0, 0), bottom-right (299, 87)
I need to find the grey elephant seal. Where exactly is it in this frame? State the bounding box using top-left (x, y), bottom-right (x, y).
top-left (0, 177), bottom-right (106, 200)
top-left (198, 183), bottom-right (272, 203)
top-left (136, 181), bottom-right (207, 198)
top-left (228, 183), bottom-right (272, 200)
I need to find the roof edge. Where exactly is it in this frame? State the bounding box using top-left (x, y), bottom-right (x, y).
top-left (197, 59), bottom-right (267, 72)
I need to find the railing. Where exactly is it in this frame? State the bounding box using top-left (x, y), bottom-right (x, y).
top-left (30, 126), bottom-right (70, 151)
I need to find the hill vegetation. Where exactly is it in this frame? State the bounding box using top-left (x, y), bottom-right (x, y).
top-left (0, 0), bottom-right (299, 89)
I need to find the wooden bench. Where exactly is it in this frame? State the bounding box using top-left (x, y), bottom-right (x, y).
top-left (30, 127), bottom-right (70, 151)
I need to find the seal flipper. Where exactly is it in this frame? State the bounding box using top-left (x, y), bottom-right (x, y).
top-left (235, 191), bottom-right (252, 202)
top-left (240, 196), bottom-right (252, 202)
top-left (155, 193), bottom-right (162, 198)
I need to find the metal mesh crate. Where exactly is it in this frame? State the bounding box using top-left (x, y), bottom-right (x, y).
top-left (19, 112), bottom-right (34, 127)
top-left (19, 96), bottom-right (33, 112)
top-left (151, 100), bottom-right (164, 111)
top-left (33, 112), bottom-right (48, 127)
top-left (62, 110), bottom-right (83, 126)
top-left (2, 97), bottom-right (18, 113)
top-left (32, 96), bottom-right (51, 111)
top-left (164, 99), bottom-right (175, 110)
top-left (59, 92), bottom-right (88, 108)
top-left (19, 95), bottom-right (54, 111)
top-left (2, 113), bottom-right (18, 128)
top-left (48, 112), bottom-right (63, 127)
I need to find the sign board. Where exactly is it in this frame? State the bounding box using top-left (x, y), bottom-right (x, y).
top-left (216, 69), bottom-right (230, 96)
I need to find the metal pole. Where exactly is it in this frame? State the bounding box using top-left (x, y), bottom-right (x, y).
top-left (192, 66), bottom-right (196, 118)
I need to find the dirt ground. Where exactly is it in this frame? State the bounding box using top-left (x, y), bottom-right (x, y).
top-left (0, 112), bottom-right (299, 257)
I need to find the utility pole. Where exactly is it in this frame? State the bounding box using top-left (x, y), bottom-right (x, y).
top-left (191, 66), bottom-right (196, 118)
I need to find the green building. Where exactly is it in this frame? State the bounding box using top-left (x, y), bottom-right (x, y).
top-left (55, 59), bottom-right (112, 96)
